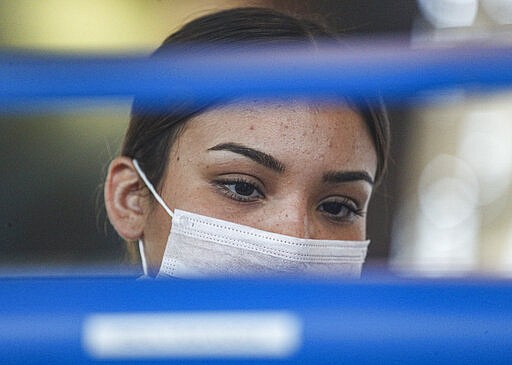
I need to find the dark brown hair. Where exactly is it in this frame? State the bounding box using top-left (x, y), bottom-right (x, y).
top-left (119, 7), bottom-right (390, 262)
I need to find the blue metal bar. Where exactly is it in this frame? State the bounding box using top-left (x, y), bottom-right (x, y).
top-left (1, 42), bottom-right (512, 106)
top-left (0, 277), bottom-right (511, 364)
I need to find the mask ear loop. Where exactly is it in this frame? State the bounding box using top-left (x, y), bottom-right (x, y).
top-left (132, 159), bottom-right (175, 277)
top-left (132, 159), bottom-right (174, 218)
top-left (138, 239), bottom-right (149, 276)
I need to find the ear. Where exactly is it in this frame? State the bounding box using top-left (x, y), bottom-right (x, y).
top-left (104, 157), bottom-right (148, 240)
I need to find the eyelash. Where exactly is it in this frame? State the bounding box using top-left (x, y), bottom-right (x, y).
top-left (212, 177), bottom-right (265, 203)
top-left (212, 178), bottom-right (365, 222)
top-left (317, 197), bottom-right (365, 222)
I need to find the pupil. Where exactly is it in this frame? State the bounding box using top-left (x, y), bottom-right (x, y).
top-left (323, 202), bottom-right (342, 215)
top-left (235, 182), bottom-right (254, 196)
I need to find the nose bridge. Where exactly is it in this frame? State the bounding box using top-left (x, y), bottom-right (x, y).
top-left (270, 192), bottom-right (312, 239)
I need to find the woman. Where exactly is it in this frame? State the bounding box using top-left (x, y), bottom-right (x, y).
top-left (104, 7), bottom-right (390, 278)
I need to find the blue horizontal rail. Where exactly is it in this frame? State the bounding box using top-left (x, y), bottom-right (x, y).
top-left (1, 41), bottom-right (512, 106)
top-left (0, 277), bottom-right (511, 364)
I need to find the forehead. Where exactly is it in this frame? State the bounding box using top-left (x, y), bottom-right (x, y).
top-left (181, 99), bottom-right (377, 175)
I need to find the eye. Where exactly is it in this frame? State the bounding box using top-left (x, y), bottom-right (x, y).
top-left (318, 197), bottom-right (364, 222)
top-left (213, 178), bottom-right (264, 202)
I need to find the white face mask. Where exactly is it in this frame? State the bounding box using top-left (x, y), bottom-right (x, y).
top-left (133, 160), bottom-right (370, 279)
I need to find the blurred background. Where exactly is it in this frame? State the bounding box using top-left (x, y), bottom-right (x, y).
top-left (1, 0), bottom-right (512, 277)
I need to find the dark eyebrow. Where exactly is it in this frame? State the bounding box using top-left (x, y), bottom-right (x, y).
top-left (208, 142), bottom-right (285, 173)
top-left (323, 171), bottom-right (374, 185)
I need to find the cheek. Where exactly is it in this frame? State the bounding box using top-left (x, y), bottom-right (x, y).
top-left (142, 202), bottom-right (172, 272)
top-left (315, 217), bottom-right (368, 241)
top-left (159, 153), bottom-right (220, 217)
top-left (141, 157), bottom-right (204, 270)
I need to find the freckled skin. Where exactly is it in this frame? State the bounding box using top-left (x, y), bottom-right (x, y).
top-left (141, 100), bottom-right (378, 273)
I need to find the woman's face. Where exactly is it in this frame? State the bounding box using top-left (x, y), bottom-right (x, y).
top-left (140, 100), bottom-right (378, 273)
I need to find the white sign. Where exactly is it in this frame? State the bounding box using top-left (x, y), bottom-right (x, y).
top-left (82, 311), bottom-right (302, 359)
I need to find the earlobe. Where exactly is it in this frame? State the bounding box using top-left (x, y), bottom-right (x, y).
top-left (104, 157), bottom-right (147, 240)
